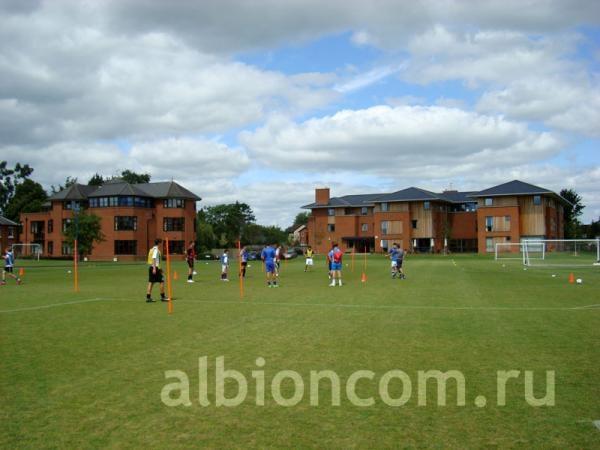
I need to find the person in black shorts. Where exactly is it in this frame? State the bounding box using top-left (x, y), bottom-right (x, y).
top-left (186, 241), bottom-right (195, 283)
top-left (146, 239), bottom-right (166, 303)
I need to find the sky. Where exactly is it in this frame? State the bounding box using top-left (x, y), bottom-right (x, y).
top-left (1, 0), bottom-right (599, 225)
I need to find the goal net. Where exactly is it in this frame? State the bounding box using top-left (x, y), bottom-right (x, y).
top-left (11, 243), bottom-right (42, 261)
top-left (523, 239), bottom-right (599, 268)
top-left (495, 242), bottom-right (545, 263)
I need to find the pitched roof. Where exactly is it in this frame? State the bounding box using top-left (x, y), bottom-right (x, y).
top-left (48, 180), bottom-right (201, 201)
top-left (48, 183), bottom-right (97, 201)
top-left (470, 180), bottom-right (554, 197)
top-left (302, 193), bottom-right (386, 209)
top-left (88, 181), bottom-right (149, 197)
top-left (136, 181), bottom-right (201, 200)
top-left (437, 191), bottom-right (478, 203)
top-left (0, 215), bottom-right (18, 226)
top-left (375, 187), bottom-right (440, 202)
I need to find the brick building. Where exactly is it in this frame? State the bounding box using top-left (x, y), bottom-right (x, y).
top-left (19, 179), bottom-right (200, 261)
top-left (302, 180), bottom-right (567, 254)
top-left (0, 215), bottom-right (18, 253)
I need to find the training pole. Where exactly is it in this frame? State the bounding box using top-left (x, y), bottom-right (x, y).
top-left (165, 237), bottom-right (173, 314)
top-left (73, 238), bottom-right (79, 292)
top-left (238, 240), bottom-right (244, 299)
top-left (351, 247), bottom-right (355, 273)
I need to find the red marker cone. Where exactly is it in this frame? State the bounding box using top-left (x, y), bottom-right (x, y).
top-left (173, 271), bottom-right (179, 281)
top-left (361, 272), bottom-right (367, 283)
top-left (568, 273), bottom-right (575, 284)
top-left (19, 268), bottom-right (25, 277)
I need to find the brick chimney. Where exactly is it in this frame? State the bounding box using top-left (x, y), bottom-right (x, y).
top-left (315, 188), bottom-right (330, 205)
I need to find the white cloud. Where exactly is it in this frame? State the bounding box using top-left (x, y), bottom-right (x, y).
top-left (241, 105), bottom-right (563, 177)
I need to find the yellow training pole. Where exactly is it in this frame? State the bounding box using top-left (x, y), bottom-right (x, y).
top-left (165, 237), bottom-right (173, 314)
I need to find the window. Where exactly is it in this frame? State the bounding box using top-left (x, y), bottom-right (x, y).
top-left (486, 237), bottom-right (494, 253)
top-left (62, 219), bottom-right (72, 232)
top-left (48, 220), bottom-right (53, 234)
top-left (484, 198), bottom-right (493, 206)
top-left (381, 202), bottom-right (389, 212)
top-left (485, 216), bottom-right (493, 232)
top-left (90, 196), bottom-right (152, 208)
top-left (163, 217), bottom-right (185, 232)
top-left (47, 241), bottom-right (54, 255)
top-left (412, 220), bottom-right (418, 229)
top-left (168, 240), bottom-right (185, 254)
top-left (361, 207), bottom-right (368, 216)
top-left (327, 208), bottom-right (335, 216)
top-left (361, 223), bottom-right (368, 232)
top-left (31, 221), bottom-right (42, 234)
top-left (114, 240), bottom-right (137, 255)
top-left (424, 201), bottom-right (430, 210)
top-left (533, 195), bottom-right (541, 206)
top-left (381, 239), bottom-right (389, 251)
top-left (63, 201), bottom-right (81, 210)
top-left (61, 241), bottom-right (72, 256)
top-left (344, 208), bottom-right (354, 215)
top-left (327, 224), bottom-right (335, 232)
top-left (381, 221), bottom-right (389, 235)
top-left (164, 198), bottom-right (185, 208)
top-left (114, 216), bottom-right (138, 231)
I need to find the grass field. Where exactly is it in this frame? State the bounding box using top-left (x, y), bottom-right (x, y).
top-left (1, 254), bottom-right (599, 448)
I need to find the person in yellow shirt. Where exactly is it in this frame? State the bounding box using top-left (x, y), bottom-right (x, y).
top-left (146, 239), bottom-right (167, 303)
top-left (304, 246), bottom-right (314, 272)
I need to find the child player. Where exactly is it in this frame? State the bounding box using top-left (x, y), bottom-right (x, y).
top-left (220, 249), bottom-right (230, 281)
top-left (239, 245), bottom-right (248, 278)
top-left (328, 243), bottom-right (344, 287)
top-left (186, 241), bottom-right (196, 283)
top-left (389, 243), bottom-right (406, 279)
top-left (1, 247), bottom-right (21, 285)
top-left (304, 246), bottom-right (314, 272)
top-left (261, 243), bottom-right (278, 288)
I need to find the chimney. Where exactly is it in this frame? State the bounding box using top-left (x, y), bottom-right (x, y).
top-left (315, 188), bottom-right (330, 205)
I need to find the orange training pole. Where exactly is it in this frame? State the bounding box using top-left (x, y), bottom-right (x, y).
top-left (165, 237), bottom-right (173, 314)
top-left (238, 240), bottom-right (244, 299)
top-left (74, 238), bottom-right (79, 292)
top-left (351, 247), bottom-right (355, 273)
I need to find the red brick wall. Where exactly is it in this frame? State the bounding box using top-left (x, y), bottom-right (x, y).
top-left (449, 212), bottom-right (477, 239)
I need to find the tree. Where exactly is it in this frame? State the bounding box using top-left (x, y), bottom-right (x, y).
top-left (87, 173), bottom-right (104, 186)
top-left (292, 212), bottom-right (310, 228)
top-left (560, 188), bottom-right (585, 238)
top-left (0, 161), bottom-right (34, 214)
top-left (202, 202), bottom-right (255, 247)
top-left (63, 211), bottom-right (105, 257)
top-left (3, 179), bottom-right (48, 222)
top-left (120, 170), bottom-right (150, 184)
top-left (51, 176), bottom-right (78, 194)
top-left (196, 221), bottom-right (217, 253)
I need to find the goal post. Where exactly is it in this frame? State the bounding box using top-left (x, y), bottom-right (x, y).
top-left (10, 243), bottom-right (42, 261)
top-left (523, 239), bottom-right (599, 268)
top-left (495, 242), bottom-right (545, 262)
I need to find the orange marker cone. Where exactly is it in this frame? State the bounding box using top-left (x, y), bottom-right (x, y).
top-left (568, 273), bottom-right (575, 284)
top-left (361, 272), bottom-right (367, 283)
top-left (174, 271), bottom-right (179, 281)
top-left (19, 267), bottom-right (25, 277)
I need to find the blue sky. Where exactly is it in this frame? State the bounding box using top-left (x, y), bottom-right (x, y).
top-left (1, 0), bottom-right (599, 225)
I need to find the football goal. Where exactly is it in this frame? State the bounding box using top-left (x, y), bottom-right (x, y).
top-left (497, 239), bottom-right (600, 267)
top-left (11, 243), bottom-right (43, 261)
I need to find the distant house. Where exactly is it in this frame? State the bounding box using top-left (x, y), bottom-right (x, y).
top-left (0, 215), bottom-right (18, 252)
top-left (302, 180), bottom-right (568, 254)
top-left (290, 224), bottom-right (308, 246)
top-left (19, 179), bottom-right (201, 261)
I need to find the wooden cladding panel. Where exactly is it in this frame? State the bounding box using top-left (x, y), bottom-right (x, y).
top-left (518, 196), bottom-right (545, 235)
top-left (410, 202), bottom-right (433, 238)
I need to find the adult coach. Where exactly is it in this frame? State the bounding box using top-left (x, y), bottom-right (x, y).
top-left (261, 243), bottom-right (278, 288)
top-left (146, 239), bottom-right (167, 303)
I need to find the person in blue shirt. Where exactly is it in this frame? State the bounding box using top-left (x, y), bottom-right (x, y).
top-left (2, 247), bottom-right (21, 285)
top-left (328, 243), bottom-right (344, 287)
top-left (261, 244), bottom-right (278, 287)
top-left (389, 243), bottom-right (406, 279)
top-left (220, 250), bottom-right (229, 281)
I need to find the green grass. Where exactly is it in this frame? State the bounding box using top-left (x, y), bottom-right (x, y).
top-left (1, 255), bottom-right (599, 448)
